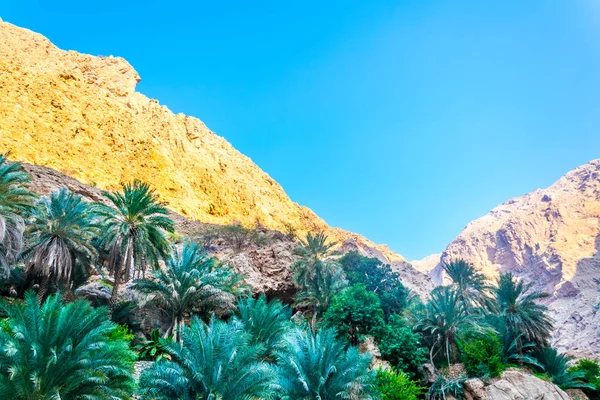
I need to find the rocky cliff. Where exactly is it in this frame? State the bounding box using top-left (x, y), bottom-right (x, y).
top-left (429, 160), bottom-right (600, 356)
top-left (0, 20), bottom-right (431, 295)
top-left (0, 20), bottom-right (425, 278)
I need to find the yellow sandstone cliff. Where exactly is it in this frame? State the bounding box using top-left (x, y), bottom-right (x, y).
top-left (0, 20), bottom-right (417, 269)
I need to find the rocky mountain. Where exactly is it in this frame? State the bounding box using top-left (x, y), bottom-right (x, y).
top-left (428, 160), bottom-right (600, 357)
top-left (0, 20), bottom-right (431, 295)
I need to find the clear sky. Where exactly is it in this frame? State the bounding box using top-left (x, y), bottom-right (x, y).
top-left (3, 1), bottom-right (600, 260)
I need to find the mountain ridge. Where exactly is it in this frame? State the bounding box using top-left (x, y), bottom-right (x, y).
top-left (0, 20), bottom-right (411, 266)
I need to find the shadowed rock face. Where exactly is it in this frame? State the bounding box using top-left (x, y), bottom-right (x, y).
top-left (428, 160), bottom-right (600, 356)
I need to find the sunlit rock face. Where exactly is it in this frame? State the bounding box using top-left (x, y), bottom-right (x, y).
top-left (428, 160), bottom-right (600, 356)
top-left (0, 20), bottom-right (431, 296)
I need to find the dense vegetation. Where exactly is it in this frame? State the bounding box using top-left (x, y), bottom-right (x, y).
top-left (0, 154), bottom-right (597, 399)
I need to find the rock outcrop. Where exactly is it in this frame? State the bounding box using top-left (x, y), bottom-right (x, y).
top-left (428, 160), bottom-right (600, 356)
top-left (464, 369), bottom-right (571, 400)
top-left (0, 19), bottom-right (413, 273)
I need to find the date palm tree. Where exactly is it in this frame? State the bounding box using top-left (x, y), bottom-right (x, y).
top-left (23, 189), bottom-right (99, 302)
top-left (0, 291), bottom-right (136, 399)
top-left (414, 286), bottom-right (479, 365)
top-left (0, 154), bottom-right (36, 276)
top-left (536, 347), bottom-right (594, 390)
top-left (489, 272), bottom-right (553, 350)
top-left (138, 315), bottom-right (277, 400)
top-left (292, 231), bottom-right (337, 288)
top-left (95, 181), bottom-right (174, 308)
top-left (443, 259), bottom-right (489, 309)
top-left (235, 294), bottom-right (292, 361)
top-left (132, 240), bottom-right (247, 342)
top-left (275, 326), bottom-right (376, 399)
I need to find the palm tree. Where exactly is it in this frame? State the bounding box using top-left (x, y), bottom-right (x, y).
top-left (295, 261), bottom-right (347, 326)
top-left (536, 347), bottom-right (594, 390)
top-left (95, 181), bottom-right (174, 308)
top-left (235, 294), bottom-right (292, 361)
top-left (291, 231), bottom-right (337, 288)
top-left (23, 189), bottom-right (99, 302)
top-left (138, 315), bottom-right (277, 400)
top-left (275, 326), bottom-right (376, 399)
top-left (0, 154), bottom-right (36, 276)
top-left (443, 259), bottom-right (489, 308)
top-left (414, 286), bottom-right (479, 365)
top-left (489, 272), bottom-right (553, 350)
top-left (0, 291), bottom-right (136, 399)
top-left (132, 240), bottom-right (247, 342)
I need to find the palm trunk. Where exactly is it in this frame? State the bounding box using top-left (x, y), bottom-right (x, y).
top-left (109, 238), bottom-right (132, 313)
top-left (37, 275), bottom-right (50, 304)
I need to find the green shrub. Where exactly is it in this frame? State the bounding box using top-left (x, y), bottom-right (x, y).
top-left (427, 375), bottom-right (466, 400)
top-left (461, 332), bottom-right (504, 378)
top-left (372, 314), bottom-right (427, 378)
top-left (338, 252), bottom-right (411, 317)
top-left (323, 284), bottom-right (384, 345)
top-left (376, 368), bottom-right (424, 400)
top-left (134, 328), bottom-right (174, 362)
top-left (569, 359), bottom-right (600, 399)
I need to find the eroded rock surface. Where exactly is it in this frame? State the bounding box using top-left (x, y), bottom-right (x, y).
top-left (428, 160), bottom-right (600, 356)
top-left (464, 369), bottom-right (570, 400)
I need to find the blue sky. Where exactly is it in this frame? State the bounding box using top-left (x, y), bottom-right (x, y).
top-left (3, 1), bottom-right (600, 260)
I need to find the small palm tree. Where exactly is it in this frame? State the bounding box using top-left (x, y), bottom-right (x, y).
top-left (139, 315), bottom-right (277, 400)
top-left (23, 189), bottom-right (99, 302)
top-left (132, 240), bottom-right (247, 342)
top-left (536, 347), bottom-right (594, 390)
top-left (489, 272), bottom-right (553, 349)
top-left (292, 231), bottom-right (337, 288)
top-left (414, 286), bottom-right (479, 365)
top-left (443, 259), bottom-right (489, 308)
top-left (0, 291), bottom-right (136, 399)
top-left (275, 326), bottom-right (376, 399)
top-left (0, 154), bottom-right (36, 275)
top-left (95, 181), bottom-right (174, 307)
top-left (295, 261), bottom-right (347, 326)
top-left (235, 294), bottom-right (292, 361)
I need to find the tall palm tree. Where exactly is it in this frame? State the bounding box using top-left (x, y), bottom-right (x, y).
top-left (138, 315), bottom-right (277, 400)
top-left (295, 261), bottom-right (347, 326)
top-left (23, 189), bottom-right (99, 302)
top-left (414, 286), bottom-right (479, 365)
top-left (443, 259), bottom-right (489, 308)
top-left (132, 240), bottom-right (247, 342)
top-left (489, 272), bottom-right (553, 349)
top-left (0, 154), bottom-right (36, 276)
top-left (0, 291), bottom-right (136, 399)
top-left (235, 294), bottom-right (292, 361)
top-left (95, 181), bottom-right (174, 308)
top-left (292, 231), bottom-right (337, 288)
top-left (275, 326), bottom-right (376, 399)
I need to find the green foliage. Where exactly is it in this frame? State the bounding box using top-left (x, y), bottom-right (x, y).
top-left (323, 283), bottom-right (384, 345)
top-left (294, 261), bottom-right (347, 317)
top-left (443, 259), bottom-right (489, 308)
top-left (96, 180), bottom-right (174, 305)
top-left (372, 314), bottom-right (427, 378)
top-left (489, 272), bottom-right (553, 349)
top-left (426, 376), bottom-right (466, 400)
top-left (338, 251), bottom-right (412, 317)
top-left (139, 315), bottom-right (276, 400)
top-left (275, 326), bottom-right (376, 399)
top-left (235, 294), bottom-right (292, 361)
top-left (134, 328), bottom-right (173, 362)
top-left (0, 291), bottom-right (135, 399)
top-left (0, 154), bottom-right (36, 276)
top-left (375, 368), bottom-right (424, 400)
top-left (460, 332), bottom-right (504, 378)
top-left (414, 286), bottom-right (478, 365)
top-left (110, 300), bottom-right (142, 334)
top-left (132, 240), bottom-right (247, 342)
top-left (23, 188), bottom-right (99, 301)
top-left (536, 347), bottom-right (594, 390)
top-left (569, 359), bottom-right (600, 399)
top-left (109, 323), bottom-right (136, 343)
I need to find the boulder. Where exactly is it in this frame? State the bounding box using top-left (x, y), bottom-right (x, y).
top-left (464, 369), bottom-right (570, 400)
